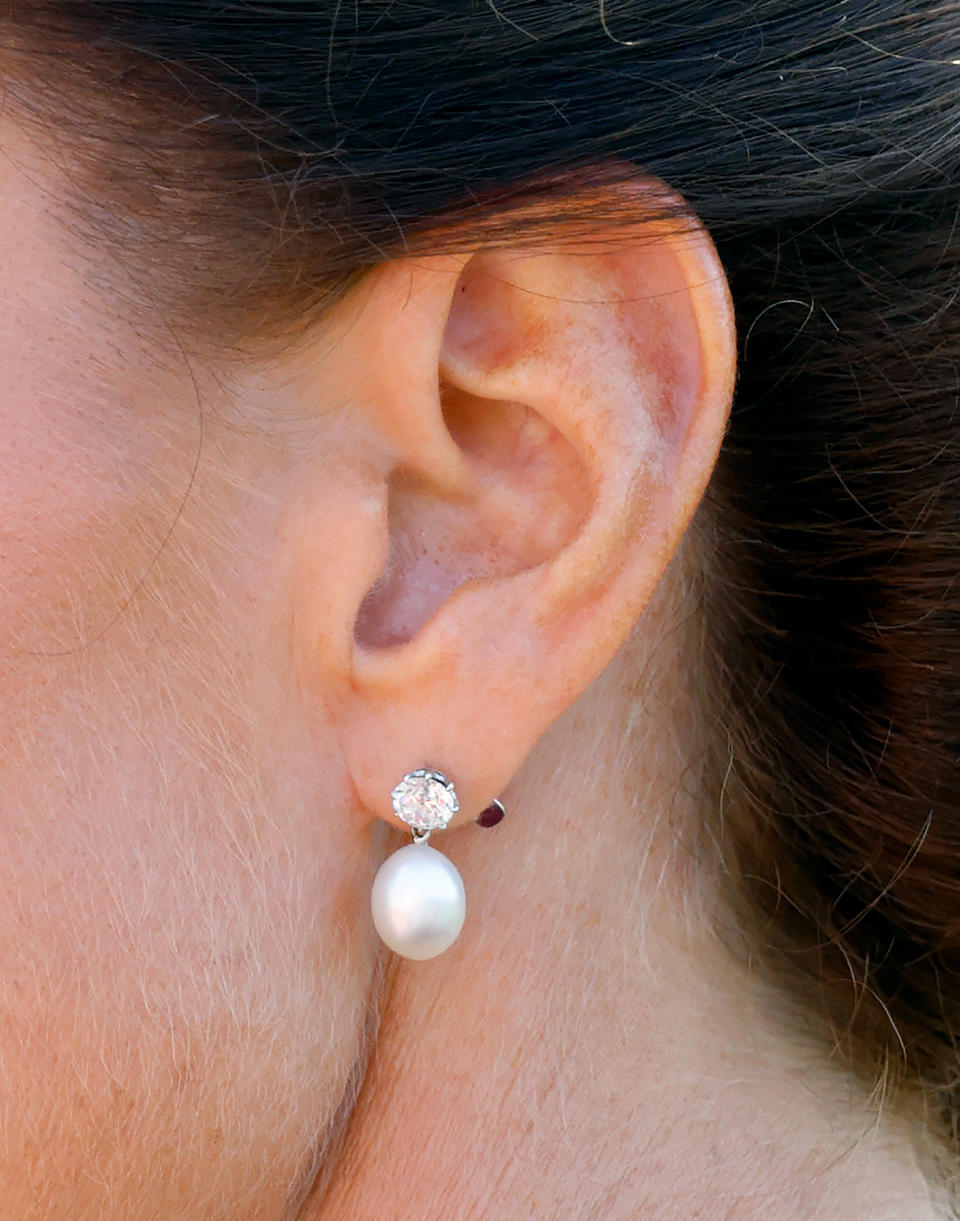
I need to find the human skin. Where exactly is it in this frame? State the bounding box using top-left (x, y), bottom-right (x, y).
top-left (0, 121), bottom-right (946, 1219)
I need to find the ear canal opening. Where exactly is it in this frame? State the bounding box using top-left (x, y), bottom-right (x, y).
top-left (353, 384), bottom-right (590, 651)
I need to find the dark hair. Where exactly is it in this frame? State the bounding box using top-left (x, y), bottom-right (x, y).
top-left (8, 0), bottom-right (960, 1158)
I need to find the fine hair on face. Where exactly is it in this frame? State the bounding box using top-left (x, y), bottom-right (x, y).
top-left (2, 0), bottom-right (960, 1215)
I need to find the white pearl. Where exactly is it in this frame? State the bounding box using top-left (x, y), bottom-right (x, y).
top-left (371, 842), bottom-right (466, 960)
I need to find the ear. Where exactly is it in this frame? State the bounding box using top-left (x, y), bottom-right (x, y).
top-left (293, 190), bottom-right (734, 828)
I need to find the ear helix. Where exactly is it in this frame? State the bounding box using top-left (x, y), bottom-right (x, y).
top-left (370, 769), bottom-right (505, 960)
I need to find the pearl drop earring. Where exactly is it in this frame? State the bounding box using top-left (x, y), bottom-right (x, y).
top-left (370, 768), bottom-right (505, 960)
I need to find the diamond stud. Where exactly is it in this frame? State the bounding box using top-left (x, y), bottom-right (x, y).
top-left (390, 768), bottom-right (460, 834)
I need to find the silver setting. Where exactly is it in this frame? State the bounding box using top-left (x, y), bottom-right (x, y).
top-left (391, 768), bottom-right (459, 835)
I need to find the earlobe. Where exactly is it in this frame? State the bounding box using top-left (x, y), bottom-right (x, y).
top-left (308, 192), bottom-right (735, 833)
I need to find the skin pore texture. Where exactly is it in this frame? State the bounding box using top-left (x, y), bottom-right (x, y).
top-left (0, 121), bottom-right (949, 1220)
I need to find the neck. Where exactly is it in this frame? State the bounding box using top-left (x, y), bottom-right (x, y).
top-left (316, 656), bottom-right (944, 1220)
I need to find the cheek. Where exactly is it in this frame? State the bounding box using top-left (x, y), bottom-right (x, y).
top-left (0, 314), bottom-right (373, 1211)
top-left (0, 795), bottom-right (372, 1217)
top-left (0, 137), bottom-right (377, 1215)
top-left (0, 447), bottom-right (375, 1215)
top-left (0, 126), bottom-right (210, 655)
top-left (0, 305), bottom-right (192, 652)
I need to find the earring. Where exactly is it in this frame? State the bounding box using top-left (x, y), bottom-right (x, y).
top-left (370, 768), bottom-right (504, 960)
